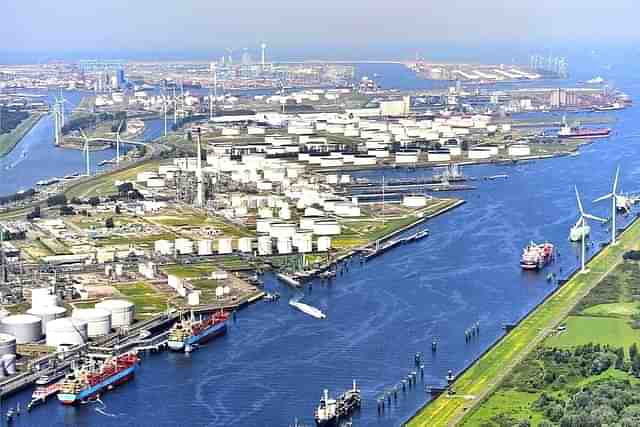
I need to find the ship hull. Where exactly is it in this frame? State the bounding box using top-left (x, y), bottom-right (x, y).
top-left (315, 418), bottom-right (339, 427)
top-left (168, 321), bottom-right (227, 352)
top-left (559, 132), bottom-right (610, 139)
top-left (57, 365), bottom-right (137, 405)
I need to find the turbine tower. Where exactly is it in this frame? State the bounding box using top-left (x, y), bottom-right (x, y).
top-left (116, 120), bottom-right (124, 166)
top-left (574, 186), bottom-right (606, 272)
top-left (261, 42), bottom-right (267, 70)
top-left (594, 166), bottom-right (626, 245)
top-left (80, 129), bottom-right (91, 176)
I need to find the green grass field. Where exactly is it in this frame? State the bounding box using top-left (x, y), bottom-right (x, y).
top-left (0, 113), bottom-right (43, 157)
top-left (582, 301), bottom-right (639, 317)
top-left (408, 217), bottom-right (640, 427)
top-left (114, 282), bottom-right (173, 318)
top-left (545, 316), bottom-right (640, 349)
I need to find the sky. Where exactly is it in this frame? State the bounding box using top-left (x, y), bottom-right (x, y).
top-left (2, 0), bottom-right (640, 62)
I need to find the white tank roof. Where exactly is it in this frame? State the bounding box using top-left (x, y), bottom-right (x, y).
top-left (72, 308), bottom-right (111, 320)
top-left (0, 333), bottom-right (15, 344)
top-left (2, 314), bottom-right (41, 325)
top-left (47, 317), bottom-right (88, 331)
top-left (27, 306), bottom-right (67, 315)
top-left (95, 300), bottom-right (135, 311)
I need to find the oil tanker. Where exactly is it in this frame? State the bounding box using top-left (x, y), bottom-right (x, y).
top-left (168, 311), bottom-right (229, 352)
top-left (558, 123), bottom-right (611, 139)
top-left (57, 353), bottom-right (139, 405)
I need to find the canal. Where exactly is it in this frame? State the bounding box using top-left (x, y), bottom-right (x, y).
top-left (2, 62), bottom-right (640, 426)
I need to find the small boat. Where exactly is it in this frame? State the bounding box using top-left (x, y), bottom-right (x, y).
top-left (289, 300), bottom-right (326, 319)
top-left (520, 241), bottom-right (555, 270)
top-left (485, 174), bottom-right (509, 180)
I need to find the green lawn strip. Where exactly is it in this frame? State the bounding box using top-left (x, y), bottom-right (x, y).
top-left (0, 113), bottom-right (43, 157)
top-left (408, 219), bottom-right (640, 426)
top-left (582, 302), bottom-right (639, 318)
top-left (544, 316), bottom-right (640, 349)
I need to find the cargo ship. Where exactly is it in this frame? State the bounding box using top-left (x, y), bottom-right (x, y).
top-left (167, 311), bottom-right (228, 352)
top-left (314, 381), bottom-right (361, 427)
top-left (520, 242), bottom-right (555, 270)
top-left (558, 123), bottom-right (611, 139)
top-left (57, 353), bottom-right (139, 405)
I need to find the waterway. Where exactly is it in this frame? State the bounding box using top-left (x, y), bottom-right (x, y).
top-left (2, 59), bottom-right (640, 426)
top-left (0, 90), bottom-right (164, 197)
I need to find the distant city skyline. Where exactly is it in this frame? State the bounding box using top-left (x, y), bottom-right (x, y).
top-left (2, 0), bottom-right (640, 62)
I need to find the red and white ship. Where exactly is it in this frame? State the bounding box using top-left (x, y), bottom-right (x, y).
top-left (57, 353), bottom-right (139, 405)
top-left (558, 123), bottom-right (611, 139)
top-left (520, 242), bottom-right (555, 270)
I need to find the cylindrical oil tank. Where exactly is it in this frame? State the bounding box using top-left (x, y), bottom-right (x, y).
top-left (46, 318), bottom-right (88, 347)
top-left (27, 306), bottom-right (67, 334)
top-left (0, 333), bottom-right (16, 357)
top-left (95, 300), bottom-right (135, 328)
top-left (2, 354), bottom-right (16, 375)
top-left (72, 308), bottom-right (111, 337)
top-left (31, 287), bottom-right (60, 309)
top-left (1, 314), bottom-right (42, 344)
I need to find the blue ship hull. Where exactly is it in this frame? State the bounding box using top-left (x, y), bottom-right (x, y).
top-left (58, 364), bottom-right (137, 405)
top-left (168, 320), bottom-right (227, 352)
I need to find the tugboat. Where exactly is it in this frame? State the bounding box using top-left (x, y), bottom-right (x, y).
top-left (314, 381), bottom-right (361, 427)
top-left (520, 242), bottom-right (555, 270)
top-left (28, 371), bottom-right (67, 410)
top-left (57, 353), bottom-right (139, 405)
top-left (167, 311), bottom-right (228, 353)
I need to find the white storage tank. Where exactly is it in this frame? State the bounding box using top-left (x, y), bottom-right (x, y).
top-left (313, 220), bottom-right (341, 236)
top-left (293, 231), bottom-right (313, 253)
top-left (258, 235), bottom-right (273, 255)
top-left (0, 334), bottom-right (16, 357)
top-left (146, 178), bottom-right (166, 188)
top-left (96, 300), bottom-right (135, 328)
top-left (299, 216), bottom-right (318, 231)
top-left (269, 222), bottom-right (297, 239)
top-left (27, 306), bottom-right (67, 334)
top-left (317, 236), bottom-right (332, 252)
top-left (468, 148), bottom-right (493, 160)
top-left (46, 318), bottom-right (88, 348)
top-left (72, 308), bottom-right (111, 337)
top-left (238, 237), bottom-right (253, 253)
top-left (217, 238), bottom-right (233, 254)
top-left (256, 218), bottom-right (275, 234)
top-left (1, 314), bottom-right (42, 343)
top-left (508, 144), bottom-right (531, 157)
top-left (31, 287), bottom-right (60, 310)
top-left (277, 237), bottom-right (293, 254)
top-left (427, 150), bottom-right (452, 162)
top-left (403, 195), bottom-right (428, 208)
top-left (174, 239), bottom-right (194, 255)
top-left (197, 240), bottom-right (213, 256)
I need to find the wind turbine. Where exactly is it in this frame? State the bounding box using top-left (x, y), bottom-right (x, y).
top-left (79, 129), bottom-right (91, 176)
top-left (115, 120), bottom-right (124, 166)
top-left (574, 186), bottom-right (606, 272)
top-left (594, 166), bottom-right (629, 245)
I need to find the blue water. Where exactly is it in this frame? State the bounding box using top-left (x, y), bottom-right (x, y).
top-left (0, 91), bottom-right (164, 197)
top-left (2, 55), bottom-right (640, 426)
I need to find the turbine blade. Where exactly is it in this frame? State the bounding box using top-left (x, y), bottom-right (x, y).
top-left (584, 214), bottom-right (607, 223)
top-left (613, 166), bottom-right (620, 194)
top-left (594, 193), bottom-right (613, 203)
top-left (575, 186), bottom-right (584, 214)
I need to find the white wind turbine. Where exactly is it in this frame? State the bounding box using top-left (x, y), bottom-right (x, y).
top-left (79, 129), bottom-right (91, 176)
top-left (573, 186), bottom-right (606, 273)
top-left (594, 166), bottom-right (628, 245)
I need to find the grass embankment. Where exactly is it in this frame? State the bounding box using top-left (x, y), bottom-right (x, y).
top-left (114, 282), bottom-right (174, 319)
top-left (65, 160), bottom-right (161, 199)
top-left (333, 198), bottom-right (458, 254)
top-left (408, 219), bottom-right (640, 427)
top-left (0, 113), bottom-right (43, 157)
